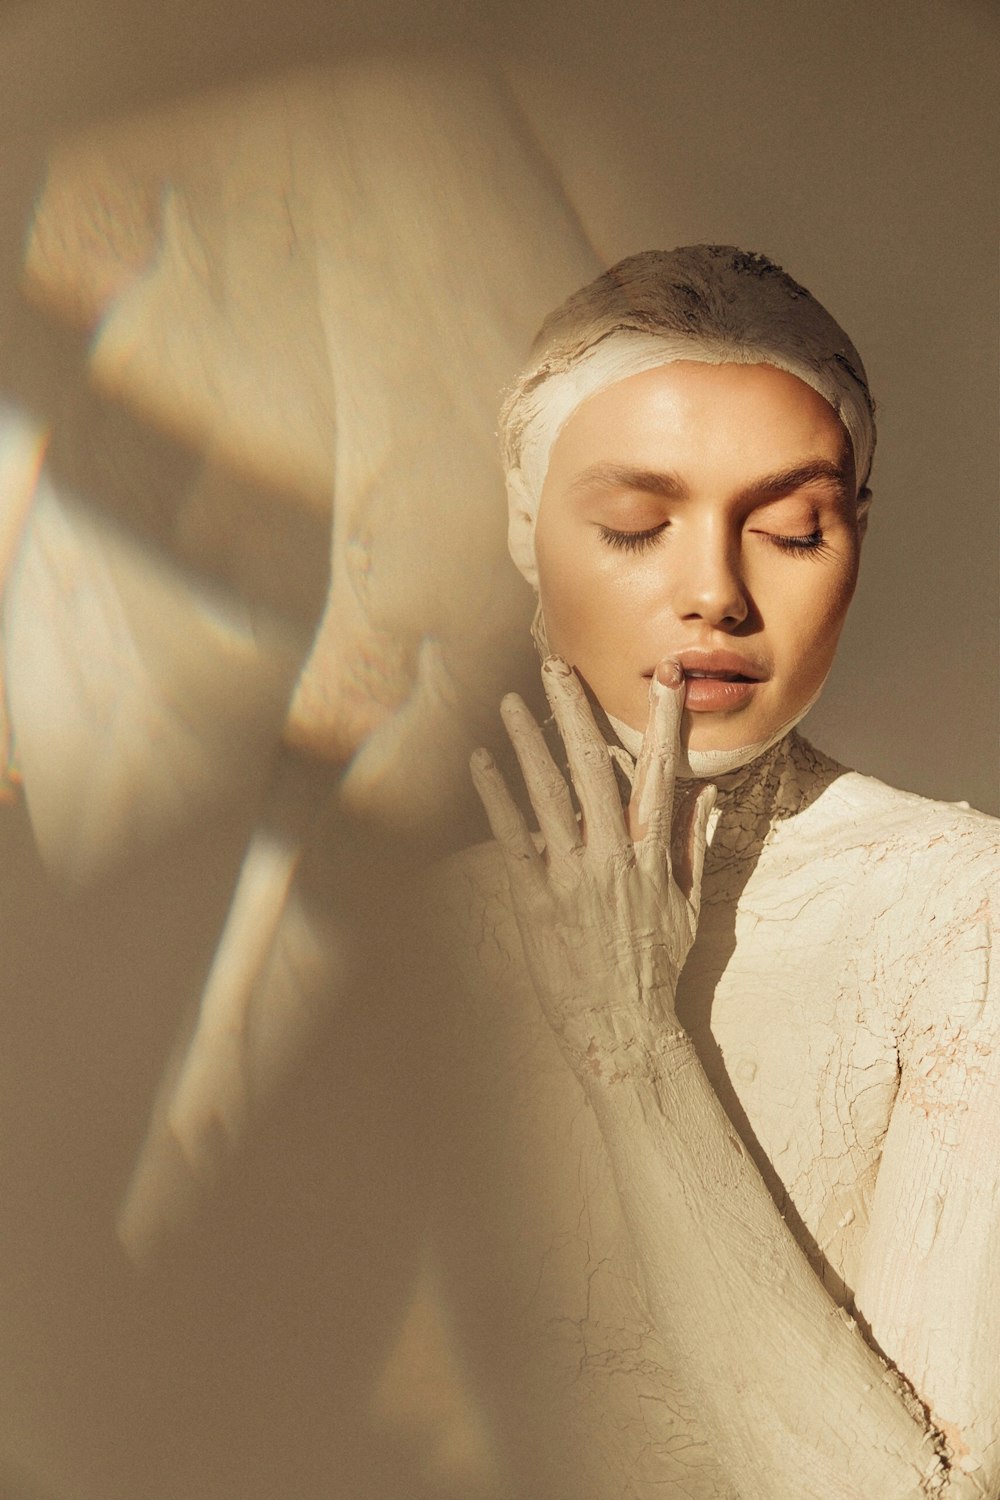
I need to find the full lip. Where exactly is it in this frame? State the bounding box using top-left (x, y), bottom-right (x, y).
top-left (641, 648), bottom-right (769, 683)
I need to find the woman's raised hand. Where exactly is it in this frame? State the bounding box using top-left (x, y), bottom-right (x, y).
top-left (470, 657), bottom-right (716, 1079)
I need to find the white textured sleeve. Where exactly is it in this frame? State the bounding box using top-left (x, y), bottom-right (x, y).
top-left (856, 833), bottom-right (1000, 1490)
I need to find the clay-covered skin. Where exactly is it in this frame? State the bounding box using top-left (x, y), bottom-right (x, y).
top-left (440, 346), bottom-right (1000, 1497)
top-left (433, 712), bottom-right (1000, 1499)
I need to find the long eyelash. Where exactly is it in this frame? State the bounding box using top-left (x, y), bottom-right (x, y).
top-left (598, 523), bottom-right (668, 553)
top-left (598, 523), bottom-right (829, 558)
top-left (770, 529), bottom-right (829, 558)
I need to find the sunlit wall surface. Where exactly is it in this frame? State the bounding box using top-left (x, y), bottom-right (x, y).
top-left (0, 1), bottom-right (995, 1496)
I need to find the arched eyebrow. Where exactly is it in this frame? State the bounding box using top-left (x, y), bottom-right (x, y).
top-left (739, 460), bottom-right (853, 506)
top-left (566, 459), bottom-right (852, 504)
top-left (567, 463), bottom-right (686, 498)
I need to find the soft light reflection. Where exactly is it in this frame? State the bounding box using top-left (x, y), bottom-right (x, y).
top-left (1, 47), bottom-right (600, 1500)
top-left (4, 474), bottom-right (307, 882)
top-left (371, 1249), bottom-right (504, 1496)
top-left (0, 404), bottom-right (49, 800)
top-left (18, 55), bottom-right (598, 844)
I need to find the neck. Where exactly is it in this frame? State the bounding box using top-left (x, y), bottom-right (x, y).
top-left (601, 721), bottom-right (843, 867)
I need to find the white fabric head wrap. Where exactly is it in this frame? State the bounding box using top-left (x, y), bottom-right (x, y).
top-left (499, 247), bottom-right (876, 778)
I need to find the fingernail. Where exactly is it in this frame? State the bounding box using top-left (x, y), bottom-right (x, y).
top-left (653, 660), bottom-right (683, 690)
top-left (542, 655), bottom-right (573, 677)
top-left (470, 747), bottom-right (494, 770)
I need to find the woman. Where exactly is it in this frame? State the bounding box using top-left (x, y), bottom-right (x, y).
top-left (428, 247), bottom-right (999, 1499)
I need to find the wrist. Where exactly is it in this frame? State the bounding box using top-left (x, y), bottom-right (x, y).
top-left (564, 1019), bottom-right (696, 1088)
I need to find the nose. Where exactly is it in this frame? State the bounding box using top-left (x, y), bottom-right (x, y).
top-left (670, 519), bottom-right (749, 629)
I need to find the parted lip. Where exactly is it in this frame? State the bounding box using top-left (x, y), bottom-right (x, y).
top-left (642, 649), bottom-right (768, 682)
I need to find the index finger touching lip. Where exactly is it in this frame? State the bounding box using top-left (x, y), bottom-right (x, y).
top-left (631, 659), bottom-right (685, 839)
top-left (653, 659), bottom-right (684, 693)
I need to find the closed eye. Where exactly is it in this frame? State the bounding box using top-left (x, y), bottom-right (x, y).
top-left (597, 522), bottom-right (669, 553)
top-left (766, 528), bottom-right (829, 558)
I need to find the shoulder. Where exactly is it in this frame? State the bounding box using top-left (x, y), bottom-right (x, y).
top-left (764, 740), bottom-right (998, 1032)
top-left (787, 735), bottom-right (998, 901)
top-left (796, 746), bottom-right (998, 1039)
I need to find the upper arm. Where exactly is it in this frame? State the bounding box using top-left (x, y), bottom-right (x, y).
top-left (855, 851), bottom-right (999, 1490)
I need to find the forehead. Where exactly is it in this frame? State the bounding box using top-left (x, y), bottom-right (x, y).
top-left (545, 361), bottom-right (852, 485)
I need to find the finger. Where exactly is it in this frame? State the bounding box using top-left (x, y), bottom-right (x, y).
top-left (630, 661), bottom-right (685, 853)
top-left (673, 782), bottom-right (717, 907)
top-left (499, 692), bottom-right (582, 858)
top-left (470, 747), bottom-right (547, 902)
top-left (541, 657), bottom-right (629, 856)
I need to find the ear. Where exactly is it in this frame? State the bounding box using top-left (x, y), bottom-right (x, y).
top-left (506, 469), bottom-right (539, 588)
top-left (856, 485), bottom-right (872, 542)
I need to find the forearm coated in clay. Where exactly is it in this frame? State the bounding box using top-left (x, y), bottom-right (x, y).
top-left (473, 660), bottom-right (996, 1499)
top-left (584, 1033), bottom-right (974, 1499)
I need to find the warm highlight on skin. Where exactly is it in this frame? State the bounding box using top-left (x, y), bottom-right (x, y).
top-left (533, 362), bottom-right (863, 753)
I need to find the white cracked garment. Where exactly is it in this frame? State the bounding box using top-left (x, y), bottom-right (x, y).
top-left (425, 731), bottom-right (1000, 1499)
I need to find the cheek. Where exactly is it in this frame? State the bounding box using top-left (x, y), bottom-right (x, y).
top-left (535, 534), bottom-right (618, 644)
top-left (767, 563), bottom-right (857, 683)
top-left (541, 564), bottom-right (660, 667)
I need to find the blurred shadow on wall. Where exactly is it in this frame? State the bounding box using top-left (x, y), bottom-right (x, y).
top-left (0, 21), bottom-right (602, 1500)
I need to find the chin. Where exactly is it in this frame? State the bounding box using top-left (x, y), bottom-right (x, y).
top-left (681, 718), bottom-right (763, 751)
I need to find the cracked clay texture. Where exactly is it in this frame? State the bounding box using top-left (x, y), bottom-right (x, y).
top-left (425, 732), bottom-right (999, 1499)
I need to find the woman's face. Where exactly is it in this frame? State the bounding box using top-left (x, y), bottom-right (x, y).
top-left (533, 361), bottom-right (863, 753)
